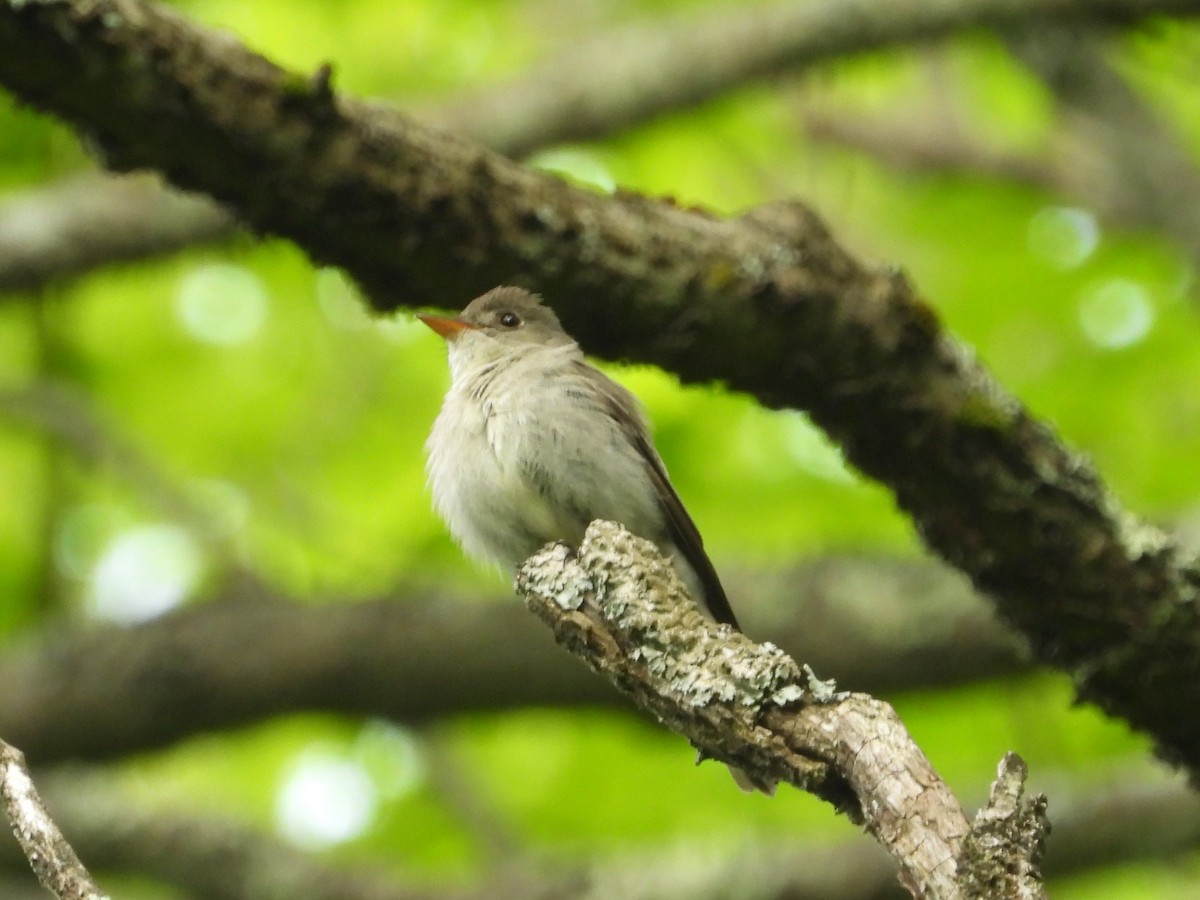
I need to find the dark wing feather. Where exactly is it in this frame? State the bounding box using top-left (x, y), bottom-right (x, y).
top-left (591, 367), bottom-right (741, 630)
top-left (630, 430), bottom-right (740, 629)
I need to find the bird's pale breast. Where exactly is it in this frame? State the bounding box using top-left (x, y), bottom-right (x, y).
top-left (426, 347), bottom-right (667, 569)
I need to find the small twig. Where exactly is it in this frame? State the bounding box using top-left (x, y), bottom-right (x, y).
top-left (0, 739), bottom-right (108, 900)
top-left (958, 754), bottom-right (1050, 898)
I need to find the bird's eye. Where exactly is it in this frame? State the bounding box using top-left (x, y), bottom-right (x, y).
top-left (499, 311), bottom-right (521, 328)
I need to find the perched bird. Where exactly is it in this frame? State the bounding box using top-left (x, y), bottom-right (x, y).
top-left (420, 287), bottom-right (763, 791)
top-left (419, 285), bottom-right (739, 631)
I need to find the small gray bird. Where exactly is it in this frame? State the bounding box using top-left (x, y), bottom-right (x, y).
top-left (419, 285), bottom-right (740, 631)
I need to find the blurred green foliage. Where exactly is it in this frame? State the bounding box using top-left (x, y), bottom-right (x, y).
top-left (2, 0), bottom-right (1199, 895)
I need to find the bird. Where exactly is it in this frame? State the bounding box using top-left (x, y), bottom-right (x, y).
top-left (419, 287), bottom-right (765, 792)
top-left (418, 285), bottom-right (739, 631)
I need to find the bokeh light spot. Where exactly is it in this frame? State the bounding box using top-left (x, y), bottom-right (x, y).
top-left (275, 749), bottom-right (378, 850)
top-left (86, 524), bottom-right (204, 623)
top-left (176, 263), bottom-right (269, 345)
top-left (1028, 206), bottom-right (1099, 269)
top-left (1078, 279), bottom-right (1155, 349)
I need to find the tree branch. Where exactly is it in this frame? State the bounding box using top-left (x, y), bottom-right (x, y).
top-left (2, 0), bottom-right (1200, 782)
top-left (801, 108), bottom-right (1063, 189)
top-left (957, 754), bottom-right (1049, 898)
top-left (515, 521), bottom-right (1053, 898)
top-left (0, 172), bottom-right (233, 294)
top-left (426, 0), bottom-right (1200, 159)
top-left (0, 740), bottom-right (107, 900)
top-left (2, 0), bottom-right (1197, 294)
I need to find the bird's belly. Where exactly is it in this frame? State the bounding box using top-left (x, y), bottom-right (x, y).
top-left (427, 397), bottom-right (582, 569)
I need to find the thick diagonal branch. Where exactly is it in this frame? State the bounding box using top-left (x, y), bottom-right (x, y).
top-left (3, 0), bottom-right (1198, 294)
top-left (2, 0), bottom-right (1200, 780)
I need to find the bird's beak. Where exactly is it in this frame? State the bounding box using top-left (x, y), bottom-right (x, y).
top-left (418, 314), bottom-right (478, 341)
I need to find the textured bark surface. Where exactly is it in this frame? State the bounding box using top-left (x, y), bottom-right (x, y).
top-left (0, 741), bottom-right (108, 900)
top-left (4, 0), bottom-right (1197, 294)
top-left (957, 754), bottom-right (1049, 899)
top-left (2, 0), bottom-right (1200, 781)
top-left (518, 522), bottom-right (976, 897)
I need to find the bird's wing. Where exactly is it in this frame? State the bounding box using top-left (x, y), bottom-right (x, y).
top-left (590, 367), bottom-right (741, 630)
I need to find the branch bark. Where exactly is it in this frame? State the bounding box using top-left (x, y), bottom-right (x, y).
top-left (2, 0), bottom-right (1200, 782)
top-left (515, 520), bottom-right (1049, 899)
top-left (2, 0), bottom-right (1197, 294)
top-left (957, 755), bottom-right (1049, 898)
top-left (0, 740), bottom-right (107, 900)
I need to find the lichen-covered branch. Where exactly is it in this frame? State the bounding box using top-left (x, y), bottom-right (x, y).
top-left (516, 521), bottom-right (996, 898)
top-left (0, 739), bottom-right (107, 900)
top-left (3, 0), bottom-right (1200, 782)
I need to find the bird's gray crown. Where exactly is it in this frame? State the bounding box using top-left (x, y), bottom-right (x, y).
top-left (459, 286), bottom-right (572, 347)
